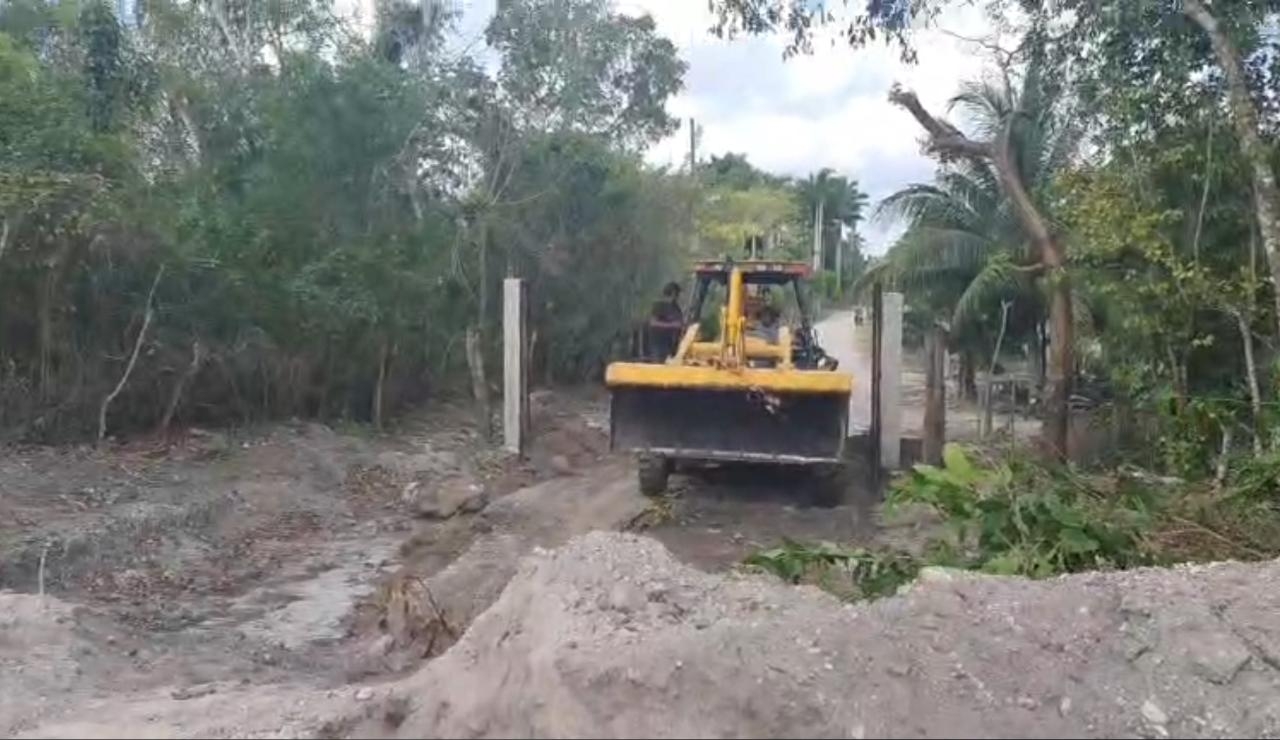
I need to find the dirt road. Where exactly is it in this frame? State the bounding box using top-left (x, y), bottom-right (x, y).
top-left (814, 309), bottom-right (870, 432)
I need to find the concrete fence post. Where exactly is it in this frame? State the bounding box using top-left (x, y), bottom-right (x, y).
top-left (879, 291), bottom-right (903, 469)
top-left (503, 278), bottom-right (527, 455)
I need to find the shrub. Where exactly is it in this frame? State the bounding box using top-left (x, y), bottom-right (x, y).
top-left (886, 445), bottom-right (1155, 577)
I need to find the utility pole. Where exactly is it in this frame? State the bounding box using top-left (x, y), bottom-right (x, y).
top-left (811, 199), bottom-right (824, 272)
top-left (688, 117), bottom-right (697, 173)
top-left (835, 227), bottom-right (844, 297)
top-left (688, 118), bottom-right (699, 254)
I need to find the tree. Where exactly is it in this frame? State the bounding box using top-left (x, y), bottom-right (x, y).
top-left (696, 183), bottom-right (801, 258)
top-left (493, 132), bottom-right (684, 381)
top-left (710, 0), bottom-right (1280, 341)
top-left (796, 169), bottom-right (869, 285)
top-left (702, 152), bottom-right (787, 190)
top-left (448, 0), bottom-right (686, 435)
top-left (868, 157), bottom-right (1035, 399)
top-left (708, 0), bottom-right (1080, 455)
top-left (486, 0), bottom-right (686, 149)
top-left (0, 0), bottom-right (691, 441)
top-left (878, 37), bottom-right (1078, 455)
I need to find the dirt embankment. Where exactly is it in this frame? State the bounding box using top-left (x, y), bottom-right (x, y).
top-left (0, 391), bottom-right (625, 738)
top-left (17, 531), bottom-right (1280, 739)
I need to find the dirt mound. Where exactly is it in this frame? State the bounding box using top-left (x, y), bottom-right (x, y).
top-left (17, 532), bottom-right (1280, 738)
top-left (0, 594), bottom-right (88, 735)
top-left (383, 532), bottom-right (1280, 739)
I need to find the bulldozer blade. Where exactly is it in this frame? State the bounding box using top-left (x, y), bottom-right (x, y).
top-left (610, 386), bottom-right (848, 464)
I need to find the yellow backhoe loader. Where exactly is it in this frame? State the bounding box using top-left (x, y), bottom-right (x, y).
top-left (607, 258), bottom-right (853, 503)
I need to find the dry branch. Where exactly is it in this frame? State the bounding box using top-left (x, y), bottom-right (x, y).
top-left (98, 266), bottom-right (164, 444)
top-left (887, 84), bottom-right (991, 161)
top-left (158, 338), bottom-right (206, 435)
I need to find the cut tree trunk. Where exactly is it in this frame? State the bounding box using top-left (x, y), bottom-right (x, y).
top-left (98, 266), bottom-right (164, 444)
top-left (992, 123), bottom-right (1072, 460)
top-left (1044, 278), bottom-right (1074, 459)
top-left (465, 326), bottom-right (492, 440)
top-left (373, 339), bottom-right (389, 431)
top-left (959, 352), bottom-right (978, 401)
top-left (923, 323), bottom-right (947, 465)
top-left (158, 339), bottom-right (205, 435)
top-left (1237, 311), bottom-right (1264, 454)
top-left (983, 301), bottom-right (1013, 439)
top-left (1184, 0), bottom-right (1280, 339)
top-left (889, 83), bottom-right (1072, 459)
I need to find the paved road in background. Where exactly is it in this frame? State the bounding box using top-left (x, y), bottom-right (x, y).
top-left (814, 310), bottom-right (872, 434)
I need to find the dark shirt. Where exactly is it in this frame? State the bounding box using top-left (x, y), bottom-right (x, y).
top-left (647, 299), bottom-right (683, 360)
top-left (650, 299), bottom-right (682, 326)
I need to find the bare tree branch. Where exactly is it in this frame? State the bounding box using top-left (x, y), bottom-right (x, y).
top-left (888, 84), bottom-right (992, 160)
top-left (936, 29), bottom-right (1022, 92)
top-left (98, 266), bottom-right (165, 444)
top-left (1191, 120), bottom-right (1214, 263)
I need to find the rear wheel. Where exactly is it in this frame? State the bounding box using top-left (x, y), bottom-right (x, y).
top-left (637, 454), bottom-right (671, 497)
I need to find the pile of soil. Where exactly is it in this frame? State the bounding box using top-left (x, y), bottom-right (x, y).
top-left (385, 532), bottom-right (1280, 738)
top-left (14, 531), bottom-right (1280, 738)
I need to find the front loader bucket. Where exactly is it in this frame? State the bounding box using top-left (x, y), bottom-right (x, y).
top-left (610, 385), bottom-right (849, 464)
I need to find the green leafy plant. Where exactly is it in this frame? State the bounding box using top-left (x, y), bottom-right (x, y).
top-left (744, 539), bottom-right (919, 600)
top-left (887, 445), bottom-right (1155, 577)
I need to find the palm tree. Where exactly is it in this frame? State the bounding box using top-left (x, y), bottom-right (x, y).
top-left (797, 170), bottom-right (870, 289)
top-left (866, 44), bottom-right (1079, 408)
top-left (866, 159), bottom-right (1036, 395)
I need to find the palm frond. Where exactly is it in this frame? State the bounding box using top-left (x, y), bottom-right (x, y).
top-left (948, 79), bottom-right (1011, 141)
top-left (890, 227), bottom-right (995, 274)
top-left (875, 183), bottom-right (980, 232)
top-left (952, 256), bottom-right (1021, 329)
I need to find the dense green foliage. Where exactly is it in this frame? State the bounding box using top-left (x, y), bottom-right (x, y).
top-left (717, 0), bottom-right (1280, 589)
top-left (0, 0), bottom-right (698, 439)
top-left (749, 443), bottom-right (1280, 599)
top-left (714, 0), bottom-right (1280, 462)
top-left (694, 154), bottom-right (869, 297)
top-left (0, 0), bottom-right (875, 441)
top-left (887, 446), bottom-right (1155, 577)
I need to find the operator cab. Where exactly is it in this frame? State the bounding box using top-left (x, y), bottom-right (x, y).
top-left (685, 259), bottom-right (838, 371)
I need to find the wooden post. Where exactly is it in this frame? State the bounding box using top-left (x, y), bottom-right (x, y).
top-left (503, 278), bottom-right (527, 455)
top-left (1008, 379), bottom-right (1017, 433)
top-left (923, 322), bottom-right (946, 465)
top-left (870, 284), bottom-right (882, 486)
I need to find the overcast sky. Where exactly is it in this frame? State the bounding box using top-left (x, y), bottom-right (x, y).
top-left (352, 0), bottom-right (999, 253)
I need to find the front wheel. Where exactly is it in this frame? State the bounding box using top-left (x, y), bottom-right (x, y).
top-left (810, 463), bottom-right (851, 508)
top-left (637, 454), bottom-right (671, 497)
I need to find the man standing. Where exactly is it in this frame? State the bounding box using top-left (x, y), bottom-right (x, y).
top-left (647, 281), bottom-right (684, 361)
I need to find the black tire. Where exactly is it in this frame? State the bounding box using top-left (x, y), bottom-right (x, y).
top-left (810, 463), bottom-right (851, 508)
top-left (637, 454), bottom-right (671, 497)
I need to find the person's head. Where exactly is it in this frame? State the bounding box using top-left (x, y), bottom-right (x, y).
top-left (662, 281), bottom-right (681, 301)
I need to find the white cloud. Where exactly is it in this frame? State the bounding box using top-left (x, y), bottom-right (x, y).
top-left (629, 1), bottom-right (996, 253)
top-left (351, 0), bottom-right (999, 255)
